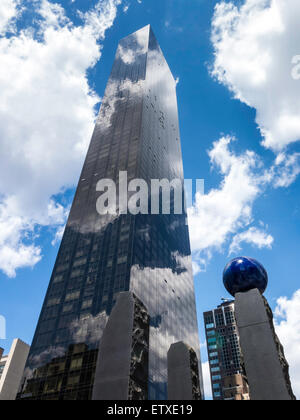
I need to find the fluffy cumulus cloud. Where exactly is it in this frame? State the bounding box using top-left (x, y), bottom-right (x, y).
top-left (269, 152), bottom-right (300, 188)
top-left (0, 0), bottom-right (20, 34)
top-left (0, 197), bottom-right (68, 277)
top-left (229, 226), bottom-right (274, 256)
top-left (211, 0), bottom-right (300, 152)
top-left (188, 136), bottom-right (274, 267)
top-left (274, 290), bottom-right (300, 398)
top-left (194, 0), bottom-right (300, 270)
top-left (0, 0), bottom-right (122, 277)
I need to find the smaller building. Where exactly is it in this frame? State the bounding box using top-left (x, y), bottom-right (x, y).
top-left (0, 339), bottom-right (30, 400)
top-left (203, 300), bottom-right (250, 401)
top-left (223, 374), bottom-right (250, 401)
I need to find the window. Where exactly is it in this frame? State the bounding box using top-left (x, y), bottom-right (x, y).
top-left (215, 313), bottom-right (225, 327)
top-left (65, 291), bottom-right (80, 302)
top-left (212, 375), bottom-right (221, 381)
top-left (56, 264), bottom-right (69, 273)
top-left (70, 269), bottom-right (83, 279)
top-left (67, 375), bottom-right (80, 388)
top-left (53, 275), bottom-right (64, 284)
top-left (63, 304), bottom-right (73, 313)
top-left (214, 392), bottom-right (221, 398)
top-left (117, 256), bottom-right (127, 264)
top-left (225, 311), bottom-right (235, 325)
top-left (82, 299), bottom-right (93, 309)
top-left (207, 330), bottom-right (215, 337)
top-left (208, 345), bottom-right (217, 350)
top-left (210, 359), bottom-right (219, 365)
top-left (70, 358), bottom-right (83, 371)
top-left (206, 323), bottom-right (214, 330)
top-left (211, 367), bottom-right (220, 373)
top-left (73, 258), bottom-right (87, 268)
top-left (213, 383), bottom-right (220, 389)
top-left (47, 298), bottom-right (61, 307)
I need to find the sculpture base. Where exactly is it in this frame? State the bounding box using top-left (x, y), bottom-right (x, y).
top-left (167, 341), bottom-right (202, 400)
top-left (235, 288), bottom-right (295, 400)
top-left (92, 292), bottom-right (150, 400)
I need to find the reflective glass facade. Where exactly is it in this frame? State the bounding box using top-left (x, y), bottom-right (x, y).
top-left (18, 25), bottom-right (202, 400)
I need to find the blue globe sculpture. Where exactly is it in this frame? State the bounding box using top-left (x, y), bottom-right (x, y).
top-left (223, 257), bottom-right (268, 297)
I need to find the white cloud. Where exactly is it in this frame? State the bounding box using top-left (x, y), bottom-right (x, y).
top-left (117, 25), bottom-right (148, 65)
top-left (274, 290), bottom-right (300, 399)
top-left (70, 312), bottom-right (108, 345)
top-left (200, 0), bottom-right (300, 270)
top-left (51, 223), bottom-right (66, 246)
top-left (0, 0), bottom-right (122, 277)
top-left (211, 0), bottom-right (300, 151)
top-left (0, 195), bottom-right (69, 277)
top-left (188, 136), bottom-right (270, 264)
top-left (80, 0), bottom-right (121, 38)
top-left (229, 226), bottom-right (274, 256)
top-left (38, 0), bottom-right (68, 29)
top-left (0, 0), bottom-right (20, 35)
top-left (0, 207), bottom-right (41, 278)
top-left (270, 152), bottom-right (300, 188)
top-left (192, 259), bottom-right (206, 276)
top-left (0, 210), bottom-right (37, 279)
top-left (188, 133), bottom-right (299, 271)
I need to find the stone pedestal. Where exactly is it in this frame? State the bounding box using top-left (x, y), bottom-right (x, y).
top-left (92, 292), bottom-right (150, 400)
top-left (167, 341), bottom-right (202, 400)
top-left (235, 288), bottom-right (295, 400)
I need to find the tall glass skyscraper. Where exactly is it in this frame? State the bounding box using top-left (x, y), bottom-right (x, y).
top-left (18, 25), bottom-right (203, 400)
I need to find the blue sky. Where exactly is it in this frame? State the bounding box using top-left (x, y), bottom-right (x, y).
top-left (0, 0), bottom-right (300, 398)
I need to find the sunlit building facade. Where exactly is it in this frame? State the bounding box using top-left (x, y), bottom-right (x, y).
top-left (204, 301), bottom-right (249, 400)
top-left (0, 339), bottom-right (30, 400)
top-left (18, 25), bottom-right (202, 400)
